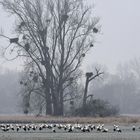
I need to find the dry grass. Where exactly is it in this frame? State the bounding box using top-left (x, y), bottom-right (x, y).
top-left (0, 115), bottom-right (140, 124)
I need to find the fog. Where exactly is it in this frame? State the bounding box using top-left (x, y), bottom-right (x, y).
top-left (0, 0), bottom-right (140, 115)
top-left (84, 0), bottom-right (140, 73)
top-left (1, 0), bottom-right (140, 72)
top-left (1, 58), bottom-right (140, 115)
top-left (0, 68), bottom-right (21, 114)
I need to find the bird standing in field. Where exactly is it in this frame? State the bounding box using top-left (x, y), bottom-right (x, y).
top-left (132, 126), bottom-right (136, 131)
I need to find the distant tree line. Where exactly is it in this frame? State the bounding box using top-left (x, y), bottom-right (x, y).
top-left (90, 58), bottom-right (140, 115)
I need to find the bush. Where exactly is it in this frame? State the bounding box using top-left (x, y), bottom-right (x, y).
top-left (74, 99), bottom-right (119, 117)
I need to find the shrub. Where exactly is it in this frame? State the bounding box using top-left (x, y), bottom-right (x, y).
top-left (74, 99), bottom-right (119, 117)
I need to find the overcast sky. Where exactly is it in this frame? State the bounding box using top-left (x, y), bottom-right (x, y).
top-left (84, 0), bottom-right (140, 73)
top-left (0, 0), bottom-right (140, 73)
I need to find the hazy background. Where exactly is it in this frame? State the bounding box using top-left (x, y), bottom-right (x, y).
top-left (0, 0), bottom-right (140, 115)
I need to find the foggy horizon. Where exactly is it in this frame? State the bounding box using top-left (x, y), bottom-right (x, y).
top-left (0, 0), bottom-right (140, 116)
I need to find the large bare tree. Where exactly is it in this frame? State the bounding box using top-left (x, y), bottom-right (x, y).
top-left (0, 0), bottom-right (99, 115)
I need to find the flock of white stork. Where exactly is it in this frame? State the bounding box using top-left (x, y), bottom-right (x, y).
top-left (0, 123), bottom-right (137, 133)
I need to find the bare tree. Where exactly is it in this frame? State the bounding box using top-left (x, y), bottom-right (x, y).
top-left (19, 62), bottom-right (44, 115)
top-left (83, 68), bottom-right (103, 109)
top-left (0, 0), bottom-right (99, 116)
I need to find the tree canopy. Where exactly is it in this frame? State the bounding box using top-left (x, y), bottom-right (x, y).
top-left (0, 0), bottom-right (99, 116)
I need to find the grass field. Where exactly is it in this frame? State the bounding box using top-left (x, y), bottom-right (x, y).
top-left (0, 132), bottom-right (140, 140)
top-left (0, 115), bottom-right (140, 140)
top-left (0, 115), bottom-right (139, 124)
top-left (0, 127), bottom-right (140, 140)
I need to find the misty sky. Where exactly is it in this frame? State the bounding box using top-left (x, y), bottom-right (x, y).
top-left (0, 0), bottom-right (140, 73)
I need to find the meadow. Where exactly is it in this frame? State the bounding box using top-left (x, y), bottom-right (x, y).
top-left (0, 115), bottom-right (139, 124)
top-left (1, 131), bottom-right (140, 140)
top-left (0, 116), bottom-right (140, 140)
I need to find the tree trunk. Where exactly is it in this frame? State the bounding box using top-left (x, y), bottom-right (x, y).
top-left (59, 91), bottom-right (64, 116)
top-left (45, 93), bottom-right (52, 115)
top-left (83, 77), bottom-right (89, 108)
top-left (53, 102), bottom-right (59, 116)
top-left (57, 72), bottom-right (64, 116)
top-left (45, 100), bottom-right (52, 115)
top-left (52, 90), bottom-right (59, 116)
top-left (44, 81), bottom-right (52, 115)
